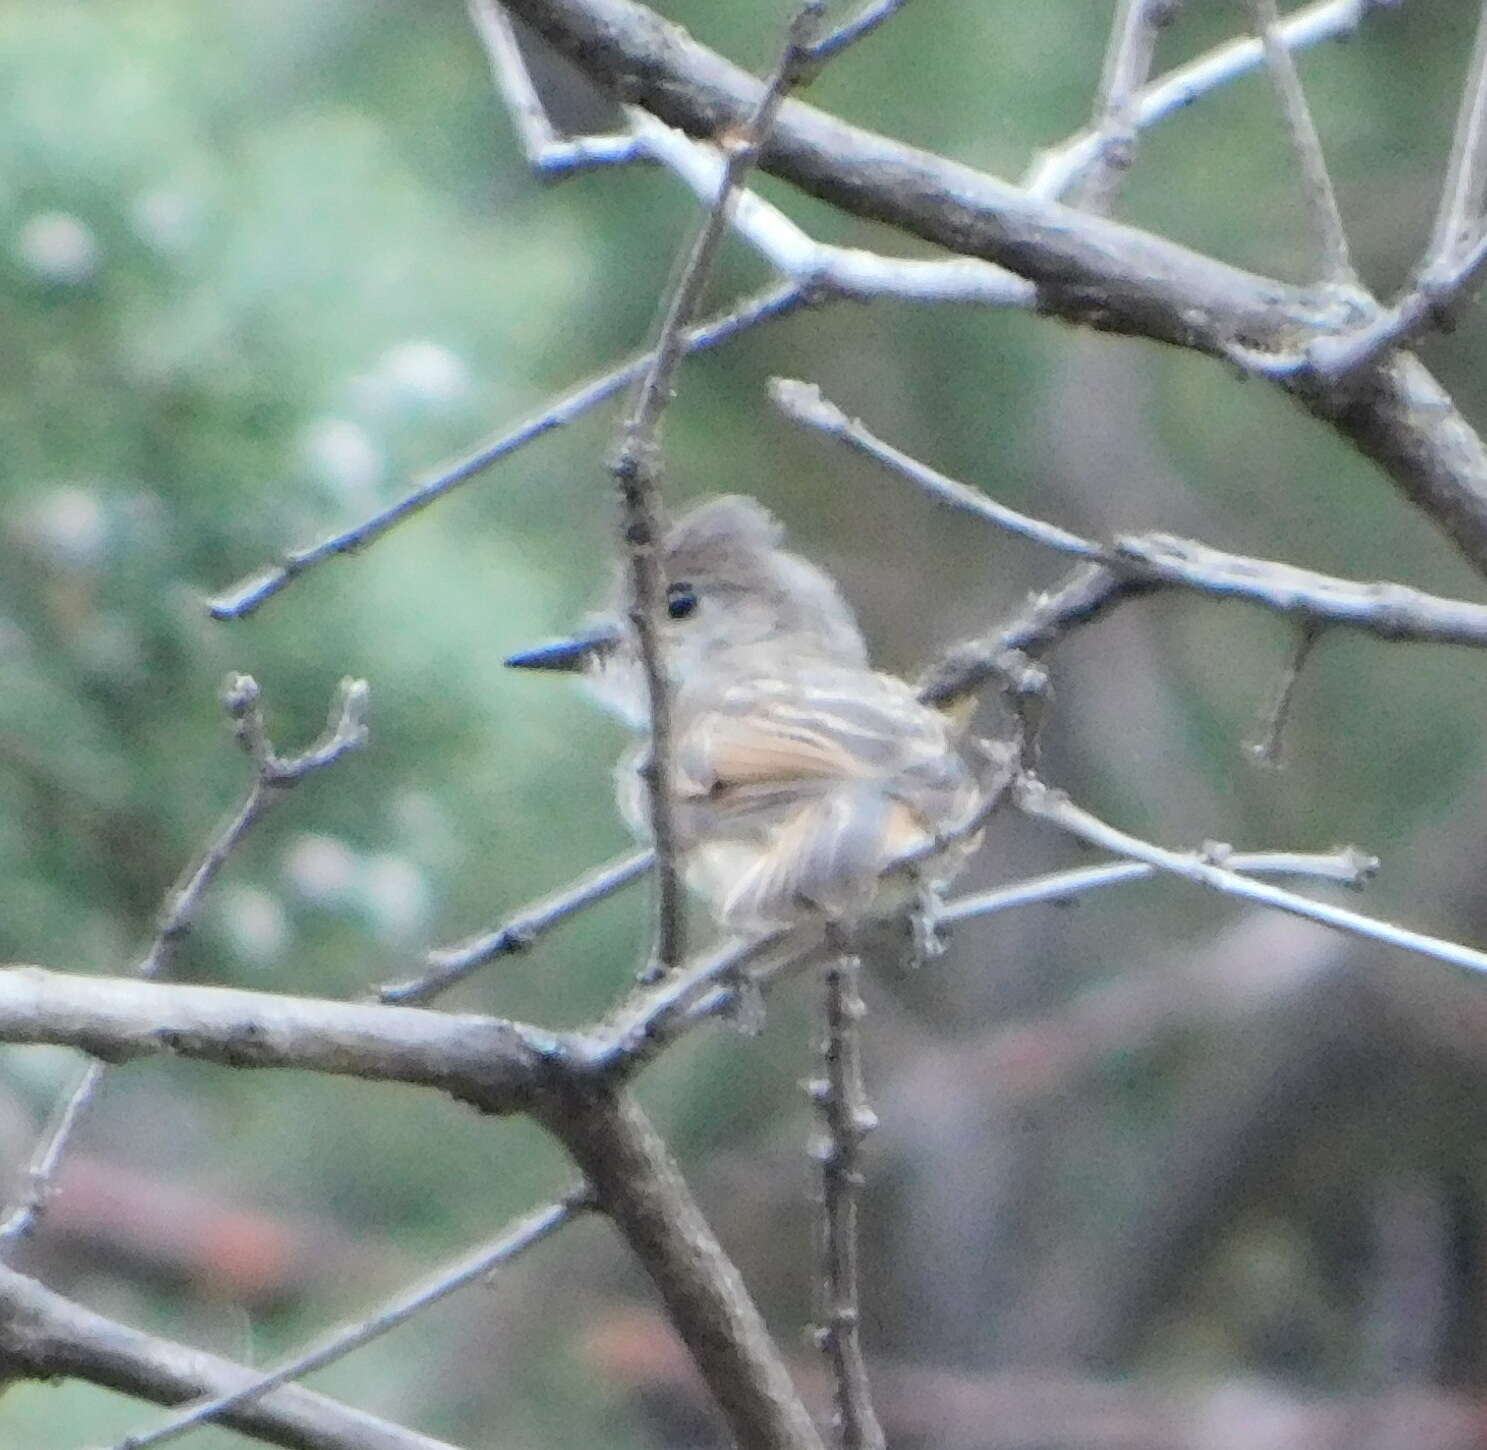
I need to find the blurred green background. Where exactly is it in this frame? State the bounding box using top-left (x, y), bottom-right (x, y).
top-left (6, 1), bottom-right (1487, 1445)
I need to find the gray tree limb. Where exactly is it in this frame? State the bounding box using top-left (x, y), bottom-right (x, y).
top-left (494, 0), bottom-right (1487, 577)
top-left (0, 1263), bottom-right (459, 1450)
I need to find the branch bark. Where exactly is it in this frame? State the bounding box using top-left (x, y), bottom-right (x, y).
top-left (538, 1085), bottom-right (826, 1450)
top-left (0, 967), bottom-right (550, 1114)
top-left (0, 1264), bottom-right (458, 1450)
top-left (494, 0), bottom-right (1487, 578)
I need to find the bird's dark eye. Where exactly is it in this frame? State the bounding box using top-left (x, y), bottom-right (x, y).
top-left (666, 582), bottom-right (699, 620)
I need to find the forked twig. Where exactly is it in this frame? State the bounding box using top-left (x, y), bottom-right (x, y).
top-left (773, 378), bottom-right (1487, 650)
top-left (110, 1192), bottom-right (588, 1450)
top-left (1071, 0), bottom-right (1179, 214)
top-left (468, 0), bottom-right (642, 174)
top-left (1015, 776), bottom-right (1487, 976)
top-left (1304, 230), bottom-right (1487, 381)
top-left (0, 675), bottom-right (369, 1249)
top-left (1026, 0), bottom-right (1387, 200)
top-left (1305, 3), bottom-right (1487, 380)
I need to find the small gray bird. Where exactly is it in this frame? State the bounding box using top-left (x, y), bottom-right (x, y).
top-left (507, 496), bottom-right (983, 934)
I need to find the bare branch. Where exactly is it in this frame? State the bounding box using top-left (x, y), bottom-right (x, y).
top-left (500, 0), bottom-right (1487, 579)
top-left (629, 109), bottom-right (1035, 306)
top-left (1247, 0), bottom-right (1355, 283)
top-left (1069, 0), bottom-right (1179, 215)
top-left (112, 1193), bottom-right (589, 1450)
top-left (770, 378), bottom-right (1098, 559)
top-left (611, 5), bottom-right (823, 978)
top-left (586, 926), bottom-right (818, 1071)
top-left (469, 0), bottom-right (643, 175)
top-left (155, 674), bottom-right (368, 980)
top-left (206, 281), bottom-right (808, 620)
top-left (380, 848), bottom-right (655, 1005)
top-left (917, 564), bottom-right (1146, 709)
top-left (940, 847), bottom-right (1376, 926)
top-left (1112, 531), bottom-right (1487, 643)
top-left (478, 0), bottom-right (1028, 308)
top-left (1427, 0), bottom-right (1487, 268)
top-left (1244, 625), bottom-right (1320, 766)
top-left (776, 378), bottom-right (1487, 650)
top-left (1303, 21), bottom-right (1487, 388)
top-left (803, 0), bottom-right (910, 66)
top-left (0, 968), bottom-right (553, 1114)
top-left (0, 676), bottom-right (369, 1249)
top-left (1027, 0), bottom-right (1387, 200)
top-left (540, 1087), bottom-right (827, 1450)
top-left (0, 1262), bottom-right (459, 1450)
top-left (811, 942), bottom-right (885, 1450)
top-left (497, 0), bottom-right (1316, 343)
top-left (1305, 228), bottom-right (1487, 381)
top-left (1014, 776), bottom-right (1487, 978)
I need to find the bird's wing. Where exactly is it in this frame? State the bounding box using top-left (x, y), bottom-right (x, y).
top-left (669, 671), bottom-right (978, 929)
top-left (674, 670), bottom-right (944, 797)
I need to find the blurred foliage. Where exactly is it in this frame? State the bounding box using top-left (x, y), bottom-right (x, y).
top-left (5, 0), bottom-right (1487, 1446)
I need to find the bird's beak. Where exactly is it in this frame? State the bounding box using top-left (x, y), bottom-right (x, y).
top-left (504, 619), bottom-right (620, 672)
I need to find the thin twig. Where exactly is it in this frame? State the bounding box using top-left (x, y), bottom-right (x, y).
top-left (811, 936), bottom-right (885, 1450)
top-left (919, 564), bottom-right (1146, 709)
top-left (1302, 5), bottom-right (1487, 382)
top-left (0, 1261), bottom-right (460, 1450)
top-left (0, 675), bottom-right (369, 1248)
top-left (483, 0), bottom-right (1019, 307)
top-left (919, 531), bottom-right (1476, 776)
top-left (1109, 532), bottom-right (1487, 645)
top-left (1247, 0), bottom-right (1355, 284)
top-left (803, 0), bottom-right (910, 66)
top-left (602, 926), bottom-right (815, 1063)
top-left (1026, 0), bottom-right (1384, 200)
top-left (770, 378), bottom-right (1099, 560)
top-left (180, 675), bottom-right (371, 925)
top-left (469, 0), bottom-right (643, 175)
top-left (1304, 228), bottom-right (1487, 380)
top-left (774, 378), bottom-right (1487, 651)
top-left (206, 282), bottom-right (808, 620)
top-left (109, 1192), bottom-right (588, 1450)
top-left (1071, 0), bottom-right (1179, 215)
top-left (1427, 0), bottom-right (1487, 268)
top-left (940, 846), bottom-right (1376, 925)
top-left (1014, 775), bottom-right (1487, 977)
top-left (379, 848), bottom-right (655, 1004)
top-left (587, 845), bottom-right (1377, 1072)
top-left (1246, 625), bottom-right (1320, 767)
top-left (612, 6), bottom-right (824, 979)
